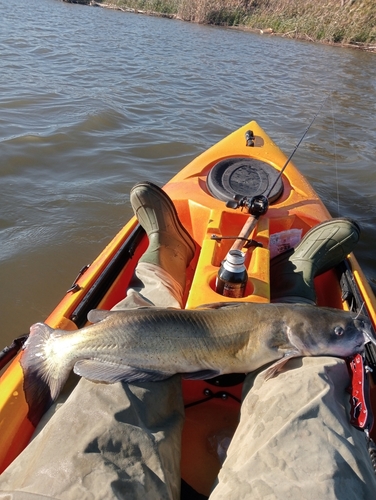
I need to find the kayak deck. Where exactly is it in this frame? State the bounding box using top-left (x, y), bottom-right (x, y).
top-left (1, 120), bottom-right (376, 496)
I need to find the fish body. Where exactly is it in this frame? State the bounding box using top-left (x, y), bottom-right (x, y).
top-left (21, 302), bottom-right (368, 424)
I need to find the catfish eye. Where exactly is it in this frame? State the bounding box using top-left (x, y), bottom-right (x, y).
top-left (335, 326), bottom-right (344, 336)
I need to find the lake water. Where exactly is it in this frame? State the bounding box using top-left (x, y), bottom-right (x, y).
top-left (1, 0), bottom-right (376, 348)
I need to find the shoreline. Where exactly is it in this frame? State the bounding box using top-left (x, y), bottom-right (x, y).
top-left (65, 0), bottom-right (376, 53)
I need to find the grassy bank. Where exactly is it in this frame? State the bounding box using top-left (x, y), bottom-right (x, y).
top-left (78, 0), bottom-right (376, 49)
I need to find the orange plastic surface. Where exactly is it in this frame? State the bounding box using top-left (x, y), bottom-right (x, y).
top-left (1, 120), bottom-right (375, 494)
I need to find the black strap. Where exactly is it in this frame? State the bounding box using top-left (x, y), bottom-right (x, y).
top-left (0, 334), bottom-right (28, 371)
top-left (338, 260), bottom-right (376, 383)
top-left (364, 430), bottom-right (376, 475)
top-left (181, 479), bottom-right (208, 500)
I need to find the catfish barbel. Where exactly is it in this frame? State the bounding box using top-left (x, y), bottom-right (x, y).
top-left (21, 302), bottom-right (370, 423)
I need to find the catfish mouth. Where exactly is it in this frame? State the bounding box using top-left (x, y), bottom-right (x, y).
top-left (354, 341), bottom-right (365, 354)
top-left (350, 328), bottom-right (376, 356)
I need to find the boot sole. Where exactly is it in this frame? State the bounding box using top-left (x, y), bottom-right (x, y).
top-left (300, 217), bottom-right (360, 243)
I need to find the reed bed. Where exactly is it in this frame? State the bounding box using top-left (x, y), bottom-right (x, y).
top-left (83, 0), bottom-right (376, 47)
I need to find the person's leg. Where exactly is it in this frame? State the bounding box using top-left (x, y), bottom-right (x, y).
top-left (0, 183), bottom-right (195, 500)
top-left (113, 262), bottom-right (184, 311)
top-left (0, 376), bottom-right (184, 500)
top-left (210, 357), bottom-right (376, 500)
top-left (210, 218), bottom-right (374, 499)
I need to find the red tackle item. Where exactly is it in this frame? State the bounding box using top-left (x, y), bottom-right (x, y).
top-left (347, 353), bottom-right (374, 431)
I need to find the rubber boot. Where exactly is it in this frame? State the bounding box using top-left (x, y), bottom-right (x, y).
top-left (130, 181), bottom-right (196, 291)
top-left (270, 217), bottom-right (360, 304)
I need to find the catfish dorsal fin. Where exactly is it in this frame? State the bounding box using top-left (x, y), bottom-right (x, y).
top-left (87, 309), bottom-right (114, 324)
top-left (195, 302), bottom-right (246, 310)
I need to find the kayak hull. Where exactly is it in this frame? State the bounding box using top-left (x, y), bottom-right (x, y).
top-left (1, 121), bottom-right (375, 495)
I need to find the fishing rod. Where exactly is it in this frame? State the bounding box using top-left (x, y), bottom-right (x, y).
top-left (266, 95), bottom-right (329, 200)
top-left (226, 97), bottom-right (329, 252)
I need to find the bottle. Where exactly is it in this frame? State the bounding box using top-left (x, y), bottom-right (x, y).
top-left (215, 249), bottom-right (248, 298)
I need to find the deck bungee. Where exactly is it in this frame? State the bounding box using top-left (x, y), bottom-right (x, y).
top-left (1, 120), bottom-right (376, 495)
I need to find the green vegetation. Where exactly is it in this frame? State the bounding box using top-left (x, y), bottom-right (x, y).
top-left (82, 0), bottom-right (376, 48)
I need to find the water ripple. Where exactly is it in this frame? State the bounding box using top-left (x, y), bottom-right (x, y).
top-left (1, 0), bottom-right (376, 341)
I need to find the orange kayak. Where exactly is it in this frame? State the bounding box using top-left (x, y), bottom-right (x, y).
top-left (1, 120), bottom-right (376, 495)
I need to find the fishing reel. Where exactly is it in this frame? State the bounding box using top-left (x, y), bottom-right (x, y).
top-left (226, 194), bottom-right (269, 217)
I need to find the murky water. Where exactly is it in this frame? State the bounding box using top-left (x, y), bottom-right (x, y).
top-left (1, 0), bottom-right (375, 348)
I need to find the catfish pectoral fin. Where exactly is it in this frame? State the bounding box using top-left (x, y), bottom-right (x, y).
top-left (73, 359), bottom-right (173, 384)
top-left (264, 351), bottom-right (300, 380)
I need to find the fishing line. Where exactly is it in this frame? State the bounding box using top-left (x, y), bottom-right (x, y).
top-left (224, 96), bottom-right (330, 252)
top-left (331, 95), bottom-right (341, 216)
top-left (353, 301), bottom-right (366, 320)
top-left (266, 95), bottom-right (330, 199)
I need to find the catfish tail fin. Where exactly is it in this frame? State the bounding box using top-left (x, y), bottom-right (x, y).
top-left (20, 322), bottom-right (71, 426)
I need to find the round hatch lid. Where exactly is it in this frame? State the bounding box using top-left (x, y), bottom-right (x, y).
top-left (207, 157), bottom-right (283, 203)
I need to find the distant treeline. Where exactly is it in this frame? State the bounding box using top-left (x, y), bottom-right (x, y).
top-left (68, 0), bottom-right (376, 48)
